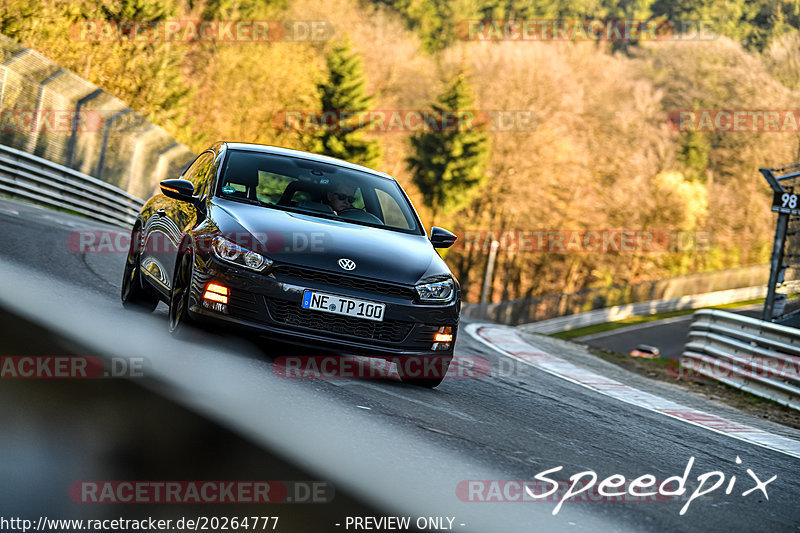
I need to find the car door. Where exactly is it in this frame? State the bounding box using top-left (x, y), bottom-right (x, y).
top-left (141, 151), bottom-right (214, 295)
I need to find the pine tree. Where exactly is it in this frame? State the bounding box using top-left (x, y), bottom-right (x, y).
top-left (312, 39), bottom-right (381, 168)
top-left (407, 73), bottom-right (489, 227)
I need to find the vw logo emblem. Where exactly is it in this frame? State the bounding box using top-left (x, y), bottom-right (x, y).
top-left (338, 258), bottom-right (356, 271)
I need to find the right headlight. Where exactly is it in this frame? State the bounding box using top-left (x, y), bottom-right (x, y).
top-left (212, 236), bottom-right (272, 272)
top-left (416, 279), bottom-right (455, 303)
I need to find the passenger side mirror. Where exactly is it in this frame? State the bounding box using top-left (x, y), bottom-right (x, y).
top-left (160, 179), bottom-right (195, 203)
top-left (430, 227), bottom-right (457, 249)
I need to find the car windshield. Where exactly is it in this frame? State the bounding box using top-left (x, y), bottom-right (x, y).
top-left (216, 150), bottom-right (421, 234)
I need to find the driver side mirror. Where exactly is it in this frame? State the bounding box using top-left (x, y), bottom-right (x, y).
top-left (160, 179), bottom-right (195, 203)
top-left (430, 227), bottom-right (457, 249)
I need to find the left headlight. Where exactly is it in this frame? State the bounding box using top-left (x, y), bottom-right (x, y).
top-left (212, 236), bottom-right (272, 272)
top-left (416, 279), bottom-right (455, 303)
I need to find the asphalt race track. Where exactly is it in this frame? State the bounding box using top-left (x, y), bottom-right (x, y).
top-left (577, 308), bottom-right (763, 360)
top-left (1, 196), bottom-right (799, 532)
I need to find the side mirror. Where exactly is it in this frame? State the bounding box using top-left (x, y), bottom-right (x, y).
top-left (160, 179), bottom-right (195, 203)
top-left (430, 226), bottom-right (457, 249)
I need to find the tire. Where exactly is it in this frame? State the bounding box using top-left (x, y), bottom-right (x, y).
top-left (121, 226), bottom-right (159, 312)
top-left (168, 251), bottom-right (195, 335)
top-left (396, 355), bottom-right (452, 388)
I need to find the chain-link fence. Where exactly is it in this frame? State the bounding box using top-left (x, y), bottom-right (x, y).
top-left (0, 34), bottom-right (195, 200)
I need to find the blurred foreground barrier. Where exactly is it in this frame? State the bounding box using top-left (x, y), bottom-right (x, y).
top-left (682, 309), bottom-right (800, 410)
top-left (0, 143), bottom-right (143, 227)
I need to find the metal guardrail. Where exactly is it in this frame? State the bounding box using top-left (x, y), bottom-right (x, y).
top-left (682, 309), bottom-right (800, 410)
top-left (0, 143), bottom-right (143, 227)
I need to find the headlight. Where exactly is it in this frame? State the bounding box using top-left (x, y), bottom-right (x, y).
top-left (212, 236), bottom-right (272, 272)
top-left (416, 279), bottom-right (455, 303)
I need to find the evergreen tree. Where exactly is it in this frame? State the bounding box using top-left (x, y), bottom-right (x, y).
top-left (312, 39), bottom-right (381, 168)
top-left (407, 73), bottom-right (489, 226)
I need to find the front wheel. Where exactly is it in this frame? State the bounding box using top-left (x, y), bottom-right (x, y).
top-left (121, 227), bottom-right (158, 312)
top-left (168, 252), bottom-right (195, 334)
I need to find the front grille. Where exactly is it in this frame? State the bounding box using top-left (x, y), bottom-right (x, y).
top-left (227, 289), bottom-right (261, 319)
top-left (265, 298), bottom-right (413, 343)
top-left (271, 265), bottom-right (415, 300)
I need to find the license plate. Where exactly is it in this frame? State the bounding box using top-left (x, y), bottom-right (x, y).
top-left (301, 290), bottom-right (385, 322)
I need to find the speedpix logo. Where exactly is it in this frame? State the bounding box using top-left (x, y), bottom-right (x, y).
top-left (457, 456), bottom-right (776, 516)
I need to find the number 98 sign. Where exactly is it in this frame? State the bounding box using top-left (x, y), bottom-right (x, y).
top-left (773, 191), bottom-right (800, 214)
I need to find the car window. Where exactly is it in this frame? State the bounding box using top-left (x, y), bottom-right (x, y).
top-left (217, 150), bottom-right (420, 234)
top-left (183, 152), bottom-right (215, 198)
top-left (376, 189), bottom-right (411, 230)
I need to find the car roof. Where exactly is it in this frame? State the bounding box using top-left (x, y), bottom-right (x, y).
top-left (221, 142), bottom-right (395, 181)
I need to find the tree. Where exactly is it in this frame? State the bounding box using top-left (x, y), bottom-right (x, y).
top-left (312, 39), bottom-right (381, 168)
top-left (678, 130), bottom-right (711, 182)
top-left (407, 73), bottom-right (489, 227)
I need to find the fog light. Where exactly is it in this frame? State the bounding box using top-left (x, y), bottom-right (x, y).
top-left (431, 326), bottom-right (453, 350)
top-left (203, 283), bottom-right (229, 304)
top-left (203, 291), bottom-right (228, 304)
top-left (434, 326), bottom-right (453, 343)
top-left (206, 283), bottom-right (229, 296)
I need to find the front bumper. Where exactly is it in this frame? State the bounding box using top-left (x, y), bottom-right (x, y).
top-left (187, 257), bottom-right (460, 357)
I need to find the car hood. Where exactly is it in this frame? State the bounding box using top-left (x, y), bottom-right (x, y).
top-left (209, 199), bottom-right (450, 285)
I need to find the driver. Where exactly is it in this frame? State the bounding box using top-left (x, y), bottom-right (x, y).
top-left (325, 180), bottom-right (358, 215)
